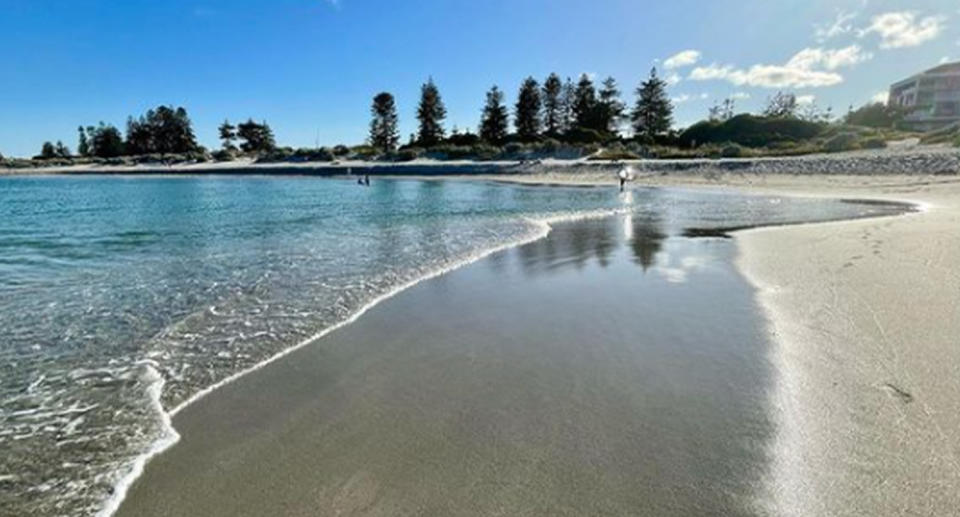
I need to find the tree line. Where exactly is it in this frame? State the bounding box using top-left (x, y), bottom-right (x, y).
top-left (368, 69), bottom-right (675, 153)
top-left (22, 71), bottom-right (907, 162)
top-left (34, 106), bottom-right (277, 160)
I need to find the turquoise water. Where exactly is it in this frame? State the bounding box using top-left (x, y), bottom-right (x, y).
top-left (0, 176), bottom-right (907, 516)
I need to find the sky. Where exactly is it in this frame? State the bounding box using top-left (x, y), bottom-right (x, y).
top-left (0, 0), bottom-right (957, 157)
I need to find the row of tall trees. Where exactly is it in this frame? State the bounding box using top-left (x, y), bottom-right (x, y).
top-left (77, 124), bottom-right (125, 158)
top-left (45, 107), bottom-right (276, 160)
top-left (125, 106), bottom-right (198, 155)
top-left (368, 70), bottom-right (675, 151)
top-left (67, 106), bottom-right (199, 159)
top-left (218, 119), bottom-right (276, 153)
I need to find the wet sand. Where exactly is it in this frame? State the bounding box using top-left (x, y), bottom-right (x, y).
top-left (493, 173), bottom-right (960, 515)
top-left (118, 216), bottom-right (776, 516)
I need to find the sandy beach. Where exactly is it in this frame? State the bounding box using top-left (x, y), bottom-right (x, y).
top-left (100, 168), bottom-right (960, 516)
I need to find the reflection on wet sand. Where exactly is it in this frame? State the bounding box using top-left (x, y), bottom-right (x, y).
top-left (514, 213), bottom-right (666, 275)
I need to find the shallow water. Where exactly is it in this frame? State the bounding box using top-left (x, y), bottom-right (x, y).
top-left (0, 176), bottom-right (907, 516)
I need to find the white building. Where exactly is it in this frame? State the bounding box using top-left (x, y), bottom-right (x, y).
top-left (889, 62), bottom-right (960, 131)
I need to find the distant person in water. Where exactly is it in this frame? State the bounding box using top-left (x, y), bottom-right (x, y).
top-left (364, 175), bottom-right (370, 186)
top-left (617, 166), bottom-right (631, 192)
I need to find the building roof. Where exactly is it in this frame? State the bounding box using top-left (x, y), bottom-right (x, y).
top-left (922, 61), bottom-right (960, 75)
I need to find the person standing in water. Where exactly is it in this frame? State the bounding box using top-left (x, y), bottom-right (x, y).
top-left (617, 166), bottom-right (631, 192)
top-left (364, 175), bottom-right (370, 186)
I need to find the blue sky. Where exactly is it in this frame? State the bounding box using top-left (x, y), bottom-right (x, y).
top-left (0, 0), bottom-right (956, 157)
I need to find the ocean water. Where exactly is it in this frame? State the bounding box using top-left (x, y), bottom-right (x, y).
top-left (0, 175), bottom-right (908, 516)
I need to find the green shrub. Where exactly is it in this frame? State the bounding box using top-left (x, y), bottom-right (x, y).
top-left (680, 114), bottom-right (825, 148)
top-left (822, 133), bottom-right (860, 153)
top-left (445, 132), bottom-right (481, 146)
top-left (425, 144), bottom-right (500, 161)
top-left (350, 145), bottom-right (379, 160)
top-left (720, 143), bottom-right (744, 158)
top-left (387, 149), bottom-right (421, 162)
top-left (564, 127), bottom-right (606, 144)
top-left (332, 145), bottom-right (351, 156)
top-left (860, 137), bottom-right (887, 149)
top-left (212, 149), bottom-right (235, 162)
top-left (588, 144), bottom-right (640, 161)
top-left (292, 147), bottom-right (334, 162)
top-left (919, 123), bottom-right (960, 144)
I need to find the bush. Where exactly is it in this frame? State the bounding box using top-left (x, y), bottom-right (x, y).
top-left (679, 114), bottom-right (825, 148)
top-left (860, 137), bottom-right (887, 150)
top-left (721, 143), bottom-right (744, 158)
top-left (350, 145), bottom-right (379, 160)
top-left (387, 148), bottom-right (421, 162)
top-left (425, 144), bottom-right (500, 161)
top-left (822, 133), bottom-right (860, 153)
top-left (292, 147), bottom-right (334, 162)
top-left (255, 147), bottom-right (294, 162)
top-left (445, 132), bottom-right (481, 146)
top-left (332, 145), bottom-right (350, 156)
top-left (588, 143), bottom-right (640, 161)
top-left (212, 149), bottom-right (236, 162)
top-left (919, 123), bottom-right (960, 145)
top-left (564, 127), bottom-right (607, 144)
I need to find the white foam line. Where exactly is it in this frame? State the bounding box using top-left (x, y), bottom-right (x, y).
top-left (99, 207), bottom-right (626, 517)
top-left (97, 364), bottom-right (179, 517)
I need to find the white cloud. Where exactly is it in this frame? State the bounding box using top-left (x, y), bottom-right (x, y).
top-left (814, 10), bottom-right (858, 43)
top-left (795, 94), bottom-right (816, 105)
top-left (664, 50), bottom-right (702, 69)
top-left (688, 45), bottom-right (868, 89)
top-left (860, 11), bottom-right (945, 49)
top-left (690, 62), bottom-right (843, 88)
top-left (664, 72), bottom-right (682, 86)
top-left (871, 91), bottom-right (889, 104)
top-left (730, 91), bottom-right (751, 100)
top-left (671, 93), bottom-right (709, 104)
top-left (786, 45), bottom-right (873, 71)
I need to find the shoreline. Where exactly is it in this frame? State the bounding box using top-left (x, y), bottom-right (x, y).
top-left (102, 206), bottom-right (630, 517)
top-left (35, 172), bottom-right (953, 515)
top-left (114, 204), bottom-right (802, 517)
top-left (2, 145), bottom-right (958, 178)
top-left (108, 180), bottom-right (932, 517)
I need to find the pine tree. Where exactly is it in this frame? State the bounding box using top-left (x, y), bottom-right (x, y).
top-left (369, 92), bottom-right (400, 153)
top-left (237, 119), bottom-right (276, 153)
top-left (597, 76), bottom-right (625, 135)
top-left (40, 141), bottom-right (56, 159)
top-left (218, 120), bottom-right (237, 151)
top-left (763, 92), bottom-right (798, 119)
top-left (479, 86), bottom-right (509, 144)
top-left (631, 68), bottom-right (673, 141)
top-left (54, 141), bottom-right (70, 158)
top-left (416, 78), bottom-right (446, 146)
top-left (88, 123), bottom-right (125, 158)
top-left (572, 74), bottom-right (598, 131)
top-left (514, 77), bottom-right (542, 141)
top-left (542, 73), bottom-right (563, 136)
top-left (77, 126), bottom-right (90, 157)
top-left (125, 116), bottom-right (152, 155)
top-left (560, 77), bottom-right (576, 133)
